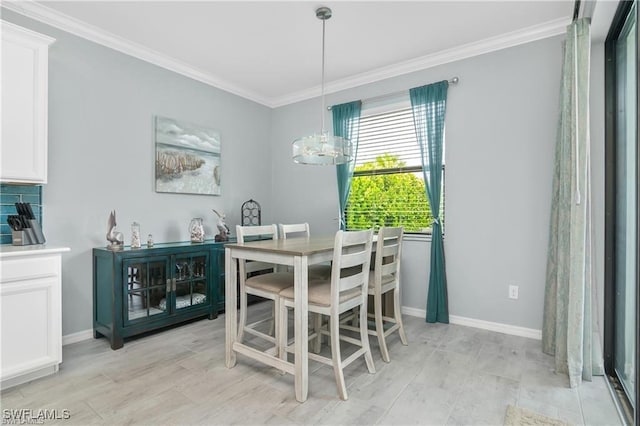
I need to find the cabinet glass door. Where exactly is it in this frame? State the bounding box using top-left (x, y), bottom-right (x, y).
top-left (174, 252), bottom-right (209, 311)
top-left (124, 257), bottom-right (170, 324)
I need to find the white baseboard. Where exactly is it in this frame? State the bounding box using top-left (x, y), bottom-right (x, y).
top-left (63, 309), bottom-right (542, 346)
top-left (401, 306), bottom-right (542, 340)
top-left (401, 306), bottom-right (430, 318)
top-left (62, 329), bottom-right (94, 346)
top-left (2, 364), bottom-right (58, 391)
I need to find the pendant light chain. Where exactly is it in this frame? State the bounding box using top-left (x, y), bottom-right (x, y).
top-left (320, 16), bottom-right (326, 134)
top-left (291, 6), bottom-right (352, 165)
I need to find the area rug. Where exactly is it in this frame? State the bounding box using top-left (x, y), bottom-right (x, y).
top-left (504, 405), bottom-right (571, 426)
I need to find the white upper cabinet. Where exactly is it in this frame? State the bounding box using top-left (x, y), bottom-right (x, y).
top-left (1, 21), bottom-right (55, 184)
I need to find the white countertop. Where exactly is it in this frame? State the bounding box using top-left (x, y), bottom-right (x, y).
top-left (0, 244), bottom-right (70, 258)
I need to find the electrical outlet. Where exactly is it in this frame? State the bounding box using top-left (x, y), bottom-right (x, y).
top-left (508, 285), bottom-right (519, 300)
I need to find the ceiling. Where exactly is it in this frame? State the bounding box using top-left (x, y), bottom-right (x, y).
top-left (8, 1), bottom-right (575, 107)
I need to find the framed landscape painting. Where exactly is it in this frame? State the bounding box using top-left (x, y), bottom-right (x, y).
top-left (155, 116), bottom-right (221, 195)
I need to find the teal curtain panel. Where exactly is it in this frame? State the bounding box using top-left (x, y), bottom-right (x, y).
top-left (333, 101), bottom-right (362, 230)
top-left (542, 18), bottom-right (604, 388)
top-left (410, 81), bottom-right (449, 324)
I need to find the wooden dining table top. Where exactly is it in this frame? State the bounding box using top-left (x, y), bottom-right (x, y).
top-left (224, 235), bottom-right (337, 256)
top-left (225, 234), bottom-right (378, 256)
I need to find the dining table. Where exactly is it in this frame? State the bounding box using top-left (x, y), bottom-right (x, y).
top-left (224, 235), bottom-right (337, 402)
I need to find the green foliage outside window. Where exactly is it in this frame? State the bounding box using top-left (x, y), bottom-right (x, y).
top-left (346, 154), bottom-right (433, 232)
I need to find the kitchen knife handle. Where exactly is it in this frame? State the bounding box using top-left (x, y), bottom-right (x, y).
top-left (25, 203), bottom-right (36, 220)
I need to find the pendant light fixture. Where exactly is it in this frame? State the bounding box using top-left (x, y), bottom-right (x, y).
top-left (292, 7), bottom-right (352, 165)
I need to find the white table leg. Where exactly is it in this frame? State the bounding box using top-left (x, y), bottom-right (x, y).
top-left (294, 255), bottom-right (309, 402)
top-left (225, 247), bottom-right (237, 368)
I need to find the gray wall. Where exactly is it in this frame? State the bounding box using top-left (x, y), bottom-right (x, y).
top-left (3, 10), bottom-right (273, 336)
top-left (4, 8), bottom-right (592, 335)
top-left (271, 36), bottom-right (564, 330)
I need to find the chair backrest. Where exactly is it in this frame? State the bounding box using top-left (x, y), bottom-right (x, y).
top-left (236, 224), bottom-right (278, 275)
top-left (278, 223), bottom-right (311, 239)
top-left (373, 227), bottom-right (404, 289)
top-left (330, 229), bottom-right (374, 307)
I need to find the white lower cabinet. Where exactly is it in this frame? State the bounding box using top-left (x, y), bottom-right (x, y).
top-left (0, 247), bottom-right (69, 389)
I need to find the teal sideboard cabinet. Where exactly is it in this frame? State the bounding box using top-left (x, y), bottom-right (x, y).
top-left (93, 240), bottom-right (228, 349)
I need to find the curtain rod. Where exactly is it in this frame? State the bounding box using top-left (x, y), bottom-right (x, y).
top-left (572, 0), bottom-right (581, 21)
top-left (327, 76), bottom-right (459, 110)
top-left (572, 0), bottom-right (595, 21)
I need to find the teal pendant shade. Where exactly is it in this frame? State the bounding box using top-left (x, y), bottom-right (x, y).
top-left (333, 101), bottom-right (362, 229)
top-left (410, 81), bottom-right (449, 324)
top-left (293, 132), bottom-right (352, 165)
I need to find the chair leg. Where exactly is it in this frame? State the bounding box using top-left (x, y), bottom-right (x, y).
top-left (329, 314), bottom-right (348, 400)
top-left (394, 287), bottom-right (408, 345)
top-left (273, 297), bottom-right (289, 374)
top-left (269, 302), bottom-right (276, 336)
top-left (237, 286), bottom-right (248, 342)
top-left (313, 313), bottom-right (322, 354)
top-left (351, 307), bottom-right (359, 327)
top-left (273, 297), bottom-right (281, 355)
top-left (374, 293), bottom-right (390, 363)
top-left (360, 300), bottom-right (376, 374)
top-left (276, 301), bottom-right (289, 361)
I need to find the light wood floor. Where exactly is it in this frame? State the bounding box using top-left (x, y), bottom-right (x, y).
top-left (1, 302), bottom-right (623, 425)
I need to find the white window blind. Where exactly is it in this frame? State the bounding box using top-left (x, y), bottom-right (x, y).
top-left (346, 105), bottom-right (444, 234)
top-left (355, 107), bottom-right (422, 170)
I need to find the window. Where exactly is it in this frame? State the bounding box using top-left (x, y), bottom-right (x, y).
top-left (604, 0), bottom-right (638, 421)
top-left (345, 103), bottom-right (444, 234)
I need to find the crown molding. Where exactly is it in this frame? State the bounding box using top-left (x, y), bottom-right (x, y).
top-left (270, 16), bottom-right (570, 108)
top-left (4, 1), bottom-right (570, 109)
top-left (1, 0), bottom-right (273, 107)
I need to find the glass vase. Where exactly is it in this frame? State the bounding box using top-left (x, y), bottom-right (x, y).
top-left (189, 218), bottom-right (204, 243)
top-left (131, 222), bottom-right (141, 248)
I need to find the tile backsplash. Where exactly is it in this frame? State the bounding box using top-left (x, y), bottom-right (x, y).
top-left (1, 184), bottom-right (43, 245)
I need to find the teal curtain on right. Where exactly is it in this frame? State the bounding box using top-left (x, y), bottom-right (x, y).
top-left (333, 101), bottom-right (362, 230)
top-left (410, 81), bottom-right (449, 324)
top-left (542, 18), bottom-right (604, 388)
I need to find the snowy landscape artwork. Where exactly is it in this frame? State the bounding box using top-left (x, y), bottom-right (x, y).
top-left (155, 116), bottom-right (221, 195)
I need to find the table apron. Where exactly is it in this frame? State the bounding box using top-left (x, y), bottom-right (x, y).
top-left (227, 248), bottom-right (333, 266)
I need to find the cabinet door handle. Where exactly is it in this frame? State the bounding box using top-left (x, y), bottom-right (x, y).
top-left (166, 279), bottom-right (171, 293)
top-left (172, 278), bottom-right (177, 292)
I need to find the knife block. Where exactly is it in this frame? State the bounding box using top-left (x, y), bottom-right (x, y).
top-left (29, 219), bottom-right (46, 244)
top-left (11, 221), bottom-right (45, 246)
top-left (12, 230), bottom-right (30, 246)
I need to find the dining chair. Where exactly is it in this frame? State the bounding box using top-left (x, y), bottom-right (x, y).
top-left (278, 222), bottom-right (332, 354)
top-left (236, 224), bottom-right (293, 352)
top-left (278, 229), bottom-right (376, 400)
top-left (367, 226), bottom-right (408, 362)
top-left (278, 222), bottom-right (331, 280)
